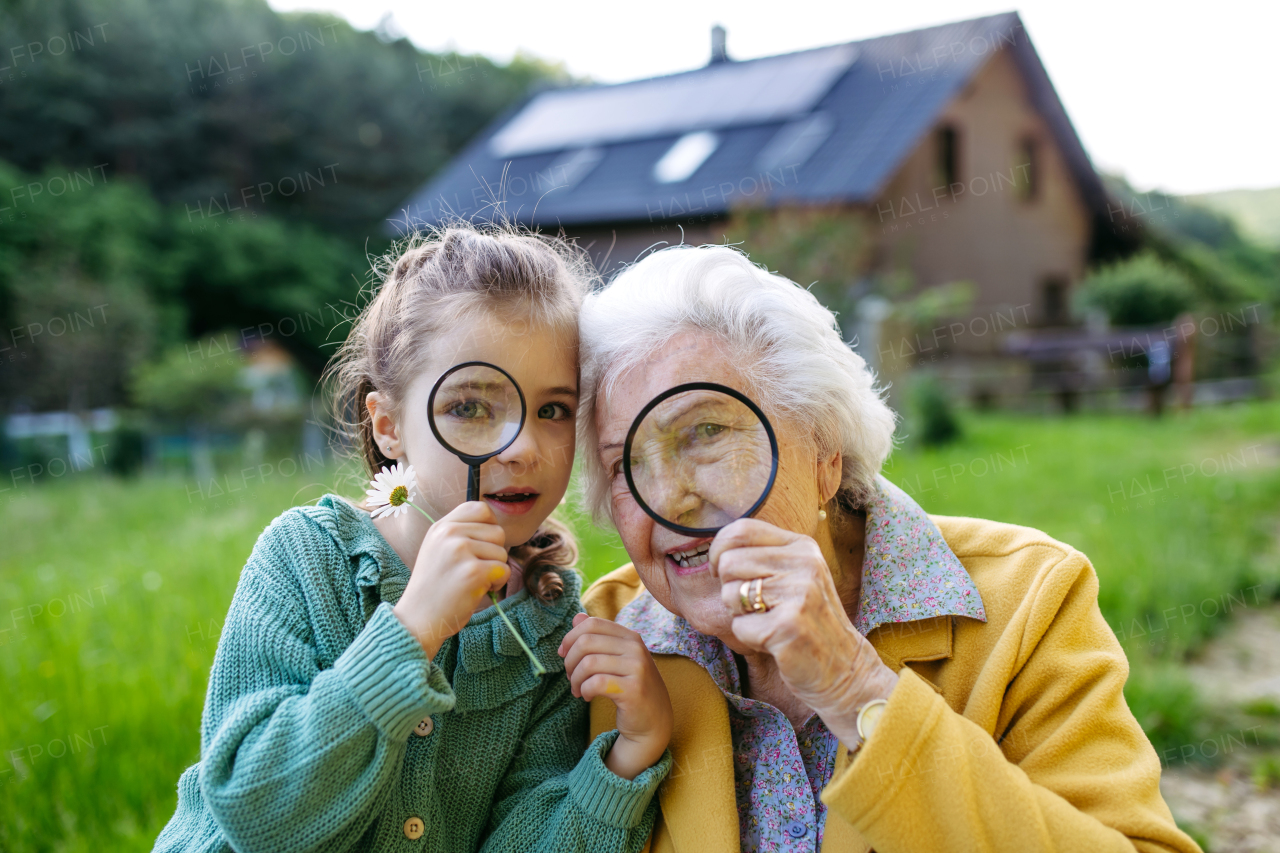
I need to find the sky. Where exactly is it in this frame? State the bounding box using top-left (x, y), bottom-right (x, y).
top-left (267, 0), bottom-right (1280, 196)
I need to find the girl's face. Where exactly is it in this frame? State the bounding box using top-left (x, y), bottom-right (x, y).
top-left (380, 310), bottom-right (579, 548)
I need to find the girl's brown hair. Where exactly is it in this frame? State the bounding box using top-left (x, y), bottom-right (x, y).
top-left (323, 221), bottom-right (598, 602)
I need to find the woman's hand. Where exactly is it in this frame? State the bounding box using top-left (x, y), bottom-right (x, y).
top-left (393, 501), bottom-right (510, 659)
top-left (708, 518), bottom-right (898, 747)
top-left (558, 614), bottom-right (673, 780)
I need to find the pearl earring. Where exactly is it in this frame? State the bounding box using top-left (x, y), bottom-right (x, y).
top-left (818, 507), bottom-right (828, 521)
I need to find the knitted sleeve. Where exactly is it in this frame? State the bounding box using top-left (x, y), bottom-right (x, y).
top-left (193, 511), bottom-right (454, 853)
top-left (479, 649), bottom-right (672, 853)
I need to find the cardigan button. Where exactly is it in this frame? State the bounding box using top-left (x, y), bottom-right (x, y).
top-left (414, 717), bottom-right (434, 737)
top-left (403, 816), bottom-right (425, 839)
top-left (784, 820), bottom-right (808, 839)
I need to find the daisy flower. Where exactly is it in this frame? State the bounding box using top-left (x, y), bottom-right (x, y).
top-left (366, 461), bottom-right (433, 521)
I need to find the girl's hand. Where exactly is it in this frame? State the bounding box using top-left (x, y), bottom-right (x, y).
top-left (558, 614), bottom-right (672, 781)
top-left (393, 501), bottom-right (509, 658)
top-left (709, 518), bottom-right (898, 748)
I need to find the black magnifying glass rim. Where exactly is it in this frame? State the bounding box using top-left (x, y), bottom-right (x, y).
top-left (426, 360), bottom-right (528, 465)
top-left (622, 381), bottom-right (780, 538)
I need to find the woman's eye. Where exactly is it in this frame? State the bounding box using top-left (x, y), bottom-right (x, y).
top-left (538, 402), bottom-right (572, 420)
top-left (609, 459), bottom-right (623, 478)
top-left (694, 422), bottom-right (726, 440)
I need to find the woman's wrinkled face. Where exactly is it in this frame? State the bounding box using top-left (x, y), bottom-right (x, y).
top-left (596, 331), bottom-right (826, 644)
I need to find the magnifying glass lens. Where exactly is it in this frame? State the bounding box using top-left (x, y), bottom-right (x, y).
top-left (628, 388), bottom-right (774, 532)
top-left (430, 364), bottom-right (523, 457)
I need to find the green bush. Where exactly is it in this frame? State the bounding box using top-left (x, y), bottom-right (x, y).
top-left (1076, 252), bottom-right (1197, 325)
top-left (129, 333), bottom-right (252, 430)
top-left (909, 374), bottom-right (962, 446)
top-left (105, 419), bottom-right (148, 478)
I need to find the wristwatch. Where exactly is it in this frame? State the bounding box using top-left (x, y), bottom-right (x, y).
top-left (852, 698), bottom-right (888, 752)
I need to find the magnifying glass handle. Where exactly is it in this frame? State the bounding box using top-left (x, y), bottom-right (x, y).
top-left (467, 464), bottom-right (481, 503)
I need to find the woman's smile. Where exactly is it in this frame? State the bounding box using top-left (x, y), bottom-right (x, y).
top-left (666, 539), bottom-right (713, 575)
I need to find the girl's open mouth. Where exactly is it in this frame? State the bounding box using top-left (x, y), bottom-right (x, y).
top-left (484, 489), bottom-right (540, 516)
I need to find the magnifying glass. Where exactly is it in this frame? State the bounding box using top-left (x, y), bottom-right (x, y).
top-left (427, 361), bottom-right (546, 676)
top-left (427, 361), bottom-right (527, 502)
top-left (623, 382), bottom-right (779, 537)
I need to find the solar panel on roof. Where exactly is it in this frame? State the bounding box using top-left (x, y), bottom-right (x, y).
top-left (488, 44), bottom-right (858, 158)
top-left (755, 112), bottom-right (834, 174)
top-left (546, 147), bottom-right (603, 191)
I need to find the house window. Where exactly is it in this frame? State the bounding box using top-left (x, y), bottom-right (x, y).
top-left (936, 125), bottom-right (959, 188)
top-left (1042, 277), bottom-right (1068, 325)
top-left (653, 131), bottom-right (719, 184)
top-left (1016, 137), bottom-right (1039, 201)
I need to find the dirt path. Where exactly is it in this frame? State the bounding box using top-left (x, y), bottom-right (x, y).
top-left (1161, 768), bottom-right (1280, 853)
top-left (1160, 603), bottom-right (1280, 852)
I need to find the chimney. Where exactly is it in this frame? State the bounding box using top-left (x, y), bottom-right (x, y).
top-left (710, 25), bottom-right (728, 64)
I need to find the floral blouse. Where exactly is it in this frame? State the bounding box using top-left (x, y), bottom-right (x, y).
top-left (615, 475), bottom-right (987, 852)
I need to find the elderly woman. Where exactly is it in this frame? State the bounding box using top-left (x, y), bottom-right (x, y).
top-left (562, 245), bottom-right (1200, 853)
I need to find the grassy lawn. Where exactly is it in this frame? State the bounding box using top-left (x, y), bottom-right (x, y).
top-left (1, 402), bottom-right (1278, 850)
top-left (880, 402), bottom-right (1280, 760)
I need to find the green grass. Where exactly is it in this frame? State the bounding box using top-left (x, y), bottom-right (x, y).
top-left (2, 402), bottom-right (1279, 850)
top-left (884, 402), bottom-right (1280, 754)
top-left (884, 401), bottom-right (1280, 660)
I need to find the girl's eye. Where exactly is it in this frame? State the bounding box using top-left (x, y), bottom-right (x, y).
top-left (447, 400), bottom-right (491, 420)
top-left (538, 402), bottom-right (572, 420)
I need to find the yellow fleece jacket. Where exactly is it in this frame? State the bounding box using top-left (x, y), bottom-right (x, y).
top-left (583, 515), bottom-right (1202, 853)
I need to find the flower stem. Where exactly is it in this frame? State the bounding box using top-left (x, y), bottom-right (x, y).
top-left (405, 498), bottom-right (540, 675)
top-left (405, 501), bottom-right (436, 524)
top-left (489, 592), bottom-right (547, 676)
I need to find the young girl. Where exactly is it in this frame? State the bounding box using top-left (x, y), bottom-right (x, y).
top-left (155, 225), bottom-right (674, 853)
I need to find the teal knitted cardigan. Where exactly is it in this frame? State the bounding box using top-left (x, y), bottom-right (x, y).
top-left (154, 494), bottom-right (671, 853)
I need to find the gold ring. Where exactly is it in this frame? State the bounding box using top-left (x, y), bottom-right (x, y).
top-left (752, 577), bottom-right (768, 612)
top-left (739, 580), bottom-right (752, 613)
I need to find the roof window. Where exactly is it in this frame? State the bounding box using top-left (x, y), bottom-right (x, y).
top-left (653, 131), bottom-right (719, 184)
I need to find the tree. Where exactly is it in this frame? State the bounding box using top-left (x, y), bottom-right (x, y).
top-left (0, 0), bottom-right (567, 237)
top-left (0, 162), bottom-right (166, 412)
top-left (0, 160), bottom-right (369, 413)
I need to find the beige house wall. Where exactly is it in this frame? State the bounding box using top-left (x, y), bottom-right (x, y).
top-left (869, 49), bottom-right (1092, 331)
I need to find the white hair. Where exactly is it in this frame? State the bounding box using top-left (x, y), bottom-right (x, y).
top-left (578, 243), bottom-right (897, 527)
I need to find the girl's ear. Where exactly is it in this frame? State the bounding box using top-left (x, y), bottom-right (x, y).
top-left (366, 391), bottom-right (402, 458)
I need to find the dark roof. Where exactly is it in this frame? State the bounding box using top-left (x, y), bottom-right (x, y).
top-left (396, 12), bottom-right (1108, 232)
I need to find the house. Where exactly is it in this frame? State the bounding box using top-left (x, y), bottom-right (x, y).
top-left (400, 13), bottom-right (1125, 382)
